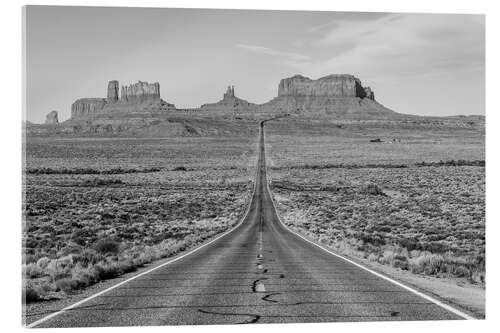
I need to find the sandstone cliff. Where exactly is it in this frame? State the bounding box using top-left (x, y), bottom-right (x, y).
top-left (120, 81), bottom-right (160, 103)
top-left (262, 74), bottom-right (396, 119)
top-left (278, 74), bottom-right (373, 99)
top-left (71, 98), bottom-right (107, 118)
top-left (45, 110), bottom-right (59, 124)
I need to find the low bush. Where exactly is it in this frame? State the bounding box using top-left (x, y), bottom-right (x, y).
top-left (24, 263), bottom-right (42, 278)
top-left (55, 278), bottom-right (78, 292)
top-left (360, 184), bottom-right (386, 196)
top-left (23, 286), bottom-right (41, 303)
top-left (26, 167), bottom-right (162, 175)
top-left (81, 178), bottom-right (123, 186)
top-left (415, 160), bottom-right (484, 167)
top-left (94, 239), bottom-right (120, 255)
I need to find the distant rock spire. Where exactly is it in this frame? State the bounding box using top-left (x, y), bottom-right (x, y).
top-left (107, 80), bottom-right (119, 103)
top-left (224, 85), bottom-right (235, 99)
top-left (45, 110), bottom-right (59, 124)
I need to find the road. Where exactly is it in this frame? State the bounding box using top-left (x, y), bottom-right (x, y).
top-left (28, 121), bottom-right (467, 327)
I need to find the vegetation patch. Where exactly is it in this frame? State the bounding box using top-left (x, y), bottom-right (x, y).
top-left (26, 167), bottom-right (162, 175)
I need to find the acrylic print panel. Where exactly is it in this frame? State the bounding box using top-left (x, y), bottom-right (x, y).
top-left (22, 5), bottom-right (484, 327)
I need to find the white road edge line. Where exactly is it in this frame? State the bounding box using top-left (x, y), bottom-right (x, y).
top-left (27, 127), bottom-right (263, 328)
top-left (261, 128), bottom-right (476, 321)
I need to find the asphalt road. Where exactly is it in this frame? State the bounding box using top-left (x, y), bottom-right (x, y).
top-left (29, 121), bottom-right (466, 327)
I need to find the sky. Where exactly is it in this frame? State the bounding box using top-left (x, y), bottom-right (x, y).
top-left (25, 6), bottom-right (485, 123)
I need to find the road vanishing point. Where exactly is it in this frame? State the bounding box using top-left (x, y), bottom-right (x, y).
top-left (27, 121), bottom-right (472, 327)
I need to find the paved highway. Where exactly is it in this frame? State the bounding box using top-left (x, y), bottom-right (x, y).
top-left (28, 121), bottom-right (468, 327)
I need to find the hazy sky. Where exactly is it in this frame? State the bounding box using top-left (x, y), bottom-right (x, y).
top-left (25, 6), bottom-right (484, 122)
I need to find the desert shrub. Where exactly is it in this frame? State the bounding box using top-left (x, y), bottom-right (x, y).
top-left (93, 262), bottom-right (119, 280)
top-left (23, 286), bottom-right (42, 303)
top-left (82, 178), bottom-right (123, 187)
top-left (94, 239), bottom-right (120, 254)
top-left (356, 232), bottom-right (386, 246)
top-left (393, 256), bottom-right (409, 270)
top-left (398, 238), bottom-right (421, 251)
top-left (70, 263), bottom-right (97, 288)
top-left (280, 163), bottom-right (408, 170)
top-left (379, 250), bottom-right (395, 264)
top-left (93, 260), bottom-right (134, 280)
top-left (72, 249), bottom-right (105, 266)
top-left (24, 263), bottom-right (43, 278)
top-left (453, 265), bottom-right (471, 278)
top-left (360, 184), bottom-right (385, 196)
top-left (36, 257), bottom-right (51, 269)
top-left (55, 278), bottom-right (78, 292)
top-left (409, 253), bottom-right (445, 275)
top-left (416, 160), bottom-right (485, 167)
top-left (374, 225), bottom-right (392, 233)
top-left (58, 245), bottom-right (83, 257)
top-left (26, 167), bottom-right (162, 175)
top-left (422, 241), bottom-right (449, 253)
top-left (45, 257), bottom-right (72, 281)
top-left (71, 232), bottom-right (91, 246)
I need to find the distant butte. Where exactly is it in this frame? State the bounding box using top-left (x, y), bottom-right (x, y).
top-left (259, 74), bottom-right (396, 119)
top-left (70, 80), bottom-right (175, 119)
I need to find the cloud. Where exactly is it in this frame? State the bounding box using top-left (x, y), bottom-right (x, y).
top-left (297, 13), bottom-right (484, 82)
top-left (236, 44), bottom-right (312, 68)
top-left (307, 12), bottom-right (390, 33)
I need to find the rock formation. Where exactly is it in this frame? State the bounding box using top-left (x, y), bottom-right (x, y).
top-left (71, 98), bottom-right (107, 118)
top-left (200, 85), bottom-right (256, 115)
top-left (262, 74), bottom-right (396, 119)
top-left (70, 80), bottom-right (175, 119)
top-left (278, 74), bottom-right (370, 98)
top-left (120, 81), bottom-right (160, 104)
top-left (223, 85), bottom-right (235, 99)
top-left (45, 110), bottom-right (59, 124)
top-left (107, 80), bottom-right (119, 103)
top-left (364, 86), bottom-right (375, 100)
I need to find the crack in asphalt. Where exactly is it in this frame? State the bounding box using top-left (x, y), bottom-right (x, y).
top-left (197, 309), bottom-right (404, 324)
top-left (198, 309), bottom-right (261, 324)
top-left (261, 293), bottom-right (281, 303)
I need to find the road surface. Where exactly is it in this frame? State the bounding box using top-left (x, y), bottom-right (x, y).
top-left (28, 121), bottom-right (466, 327)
